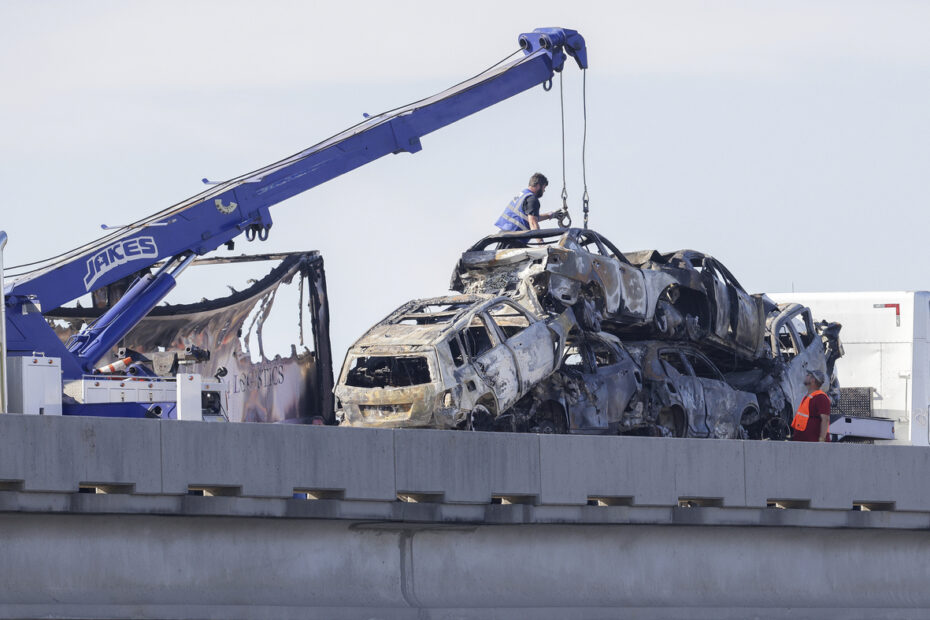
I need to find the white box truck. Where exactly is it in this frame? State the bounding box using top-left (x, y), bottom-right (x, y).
top-left (769, 291), bottom-right (928, 446)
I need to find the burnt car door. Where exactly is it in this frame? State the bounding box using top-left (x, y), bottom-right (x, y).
top-left (656, 348), bottom-right (705, 437)
top-left (558, 341), bottom-right (606, 431)
top-left (586, 336), bottom-right (641, 429)
top-left (573, 231), bottom-right (647, 320)
top-left (698, 258), bottom-right (764, 357)
top-left (682, 350), bottom-right (740, 438)
top-left (564, 338), bottom-right (619, 431)
top-left (485, 300), bottom-right (556, 392)
top-left (594, 232), bottom-right (649, 320)
top-left (462, 313), bottom-right (521, 412)
top-left (708, 259), bottom-right (765, 357)
top-left (770, 305), bottom-right (828, 412)
top-left (445, 331), bottom-right (485, 413)
top-left (556, 336), bottom-right (642, 432)
top-left (693, 257), bottom-right (733, 345)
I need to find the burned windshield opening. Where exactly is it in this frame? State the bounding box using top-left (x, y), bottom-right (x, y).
top-left (345, 356), bottom-right (431, 388)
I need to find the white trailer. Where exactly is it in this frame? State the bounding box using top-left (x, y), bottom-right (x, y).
top-left (769, 291), bottom-right (929, 446)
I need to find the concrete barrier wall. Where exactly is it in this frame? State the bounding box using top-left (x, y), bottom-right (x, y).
top-left (2, 415), bottom-right (930, 515)
top-left (0, 513), bottom-right (929, 619)
top-left (3, 415), bottom-right (930, 617)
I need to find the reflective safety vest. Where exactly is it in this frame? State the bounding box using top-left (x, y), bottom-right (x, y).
top-left (791, 390), bottom-right (828, 432)
top-left (495, 189), bottom-right (534, 232)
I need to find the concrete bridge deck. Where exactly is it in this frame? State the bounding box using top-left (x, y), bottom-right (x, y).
top-left (1, 415), bottom-right (929, 618)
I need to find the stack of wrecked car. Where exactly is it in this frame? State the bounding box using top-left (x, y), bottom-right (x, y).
top-left (335, 226), bottom-right (840, 438)
top-left (448, 228), bottom-right (842, 438)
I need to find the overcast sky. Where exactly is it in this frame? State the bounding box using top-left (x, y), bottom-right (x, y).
top-left (1, 0), bottom-right (928, 362)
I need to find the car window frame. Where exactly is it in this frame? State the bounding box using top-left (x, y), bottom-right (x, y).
top-left (658, 348), bottom-right (692, 377)
top-left (463, 312), bottom-right (499, 359)
top-left (682, 350), bottom-right (725, 382)
top-left (562, 342), bottom-right (593, 374)
top-left (587, 337), bottom-right (619, 369)
top-left (790, 308), bottom-right (816, 349)
top-left (575, 231), bottom-right (611, 258)
top-left (594, 233), bottom-right (633, 265)
top-left (772, 314), bottom-right (802, 360)
top-left (485, 300), bottom-right (535, 341)
top-left (708, 258), bottom-right (747, 292)
top-left (447, 332), bottom-right (467, 367)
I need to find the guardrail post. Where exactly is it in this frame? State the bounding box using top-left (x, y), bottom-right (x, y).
top-left (0, 230), bottom-right (8, 413)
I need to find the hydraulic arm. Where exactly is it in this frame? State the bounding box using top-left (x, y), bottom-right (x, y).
top-left (3, 28), bottom-right (587, 378)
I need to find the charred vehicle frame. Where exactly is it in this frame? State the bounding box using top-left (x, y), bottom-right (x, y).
top-left (622, 249), bottom-right (767, 364)
top-left (451, 229), bottom-right (767, 363)
top-left (725, 302), bottom-right (841, 439)
top-left (508, 331), bottom-right (643, 435)
top-left (335, 294), bottom-right (574, 429)
top-left (623, 341), bottom-right (760, 439)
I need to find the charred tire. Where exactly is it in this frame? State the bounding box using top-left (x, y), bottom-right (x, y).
top-left (656, 406), bottom-right (686, 438)
top-left (739, 407), bottom-right (763, 439)
top-left (761, 416), bottom-right (790, 441)
top-left (530, 402), bottom-right (567, 434)
top-left (466, 404), bottom-right (495, 432)
top-left (534, 418), bottom-right (564, 434)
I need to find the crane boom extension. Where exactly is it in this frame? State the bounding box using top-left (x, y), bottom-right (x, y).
top-left (4, 28), bottom-right (587, 377)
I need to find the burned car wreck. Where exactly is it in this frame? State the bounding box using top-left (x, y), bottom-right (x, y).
top-left (507, 332), bottom-right (643, 434)
top-left (622, 249), bottom-right (767, 363)
top-left (625, 341), bottom-right (758, 439)
top-left (450, 228), bottom-right (650, 330)
top-left (335, 294), bottom-right (575, 429)
top-left (450, 229), bottom-right (767, 363)
top-left (508, 335), bottom-right (756, 438)
top-left (725, 303), bottom-right (842, 439)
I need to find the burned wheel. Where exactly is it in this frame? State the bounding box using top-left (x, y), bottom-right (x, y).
top-left (529, 402), bottom-right (567, 434)
top-left (761, 416), bottom-right (790, 441)
top-left (656, 406), bottom-right (686, 438)
top-left (465, 404), bottom-right (495, 432)
top-left (739, 408), bottom-right (763, 439)
top-left (533, 418), bottom-right (563, 434)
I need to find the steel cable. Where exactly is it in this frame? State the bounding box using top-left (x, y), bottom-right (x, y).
top-left (581, 69), bottom-right (589, 229)
top-left (559, 72), bottom-right (569, 219)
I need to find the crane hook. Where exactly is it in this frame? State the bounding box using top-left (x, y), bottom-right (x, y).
top-left (582, 190), bottom-right (590, 229)
top-left (558, 186), bottom-right (572, 228)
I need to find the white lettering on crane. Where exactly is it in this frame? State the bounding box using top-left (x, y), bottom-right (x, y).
top-left (83, 236), bottom-right (158, 291)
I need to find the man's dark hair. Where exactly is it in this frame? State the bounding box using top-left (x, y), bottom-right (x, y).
top-left (529, 172), bottom-right (548, 188)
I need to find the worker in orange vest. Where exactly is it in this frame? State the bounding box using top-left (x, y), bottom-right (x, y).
top-left (791, 370), bottom-right (831, 442)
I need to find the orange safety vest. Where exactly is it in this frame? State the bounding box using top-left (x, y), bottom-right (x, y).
top-left (791, 390), bottom-right (828, 432)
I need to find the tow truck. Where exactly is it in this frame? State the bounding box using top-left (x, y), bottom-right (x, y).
top-left (0, 28), bottom-right (588, 421)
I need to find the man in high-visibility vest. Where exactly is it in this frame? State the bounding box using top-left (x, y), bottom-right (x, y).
top-left (494, 173), bottom-right (559, 232)
top-left (791, 370), bottom-right (831, 442)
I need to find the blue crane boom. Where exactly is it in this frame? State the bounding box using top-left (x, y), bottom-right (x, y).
top-left (3, 28), bottom-right (587, 379)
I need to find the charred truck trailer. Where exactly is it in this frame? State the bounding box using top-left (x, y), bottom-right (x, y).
top-left (771, 291), bottom-right (926, 446)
